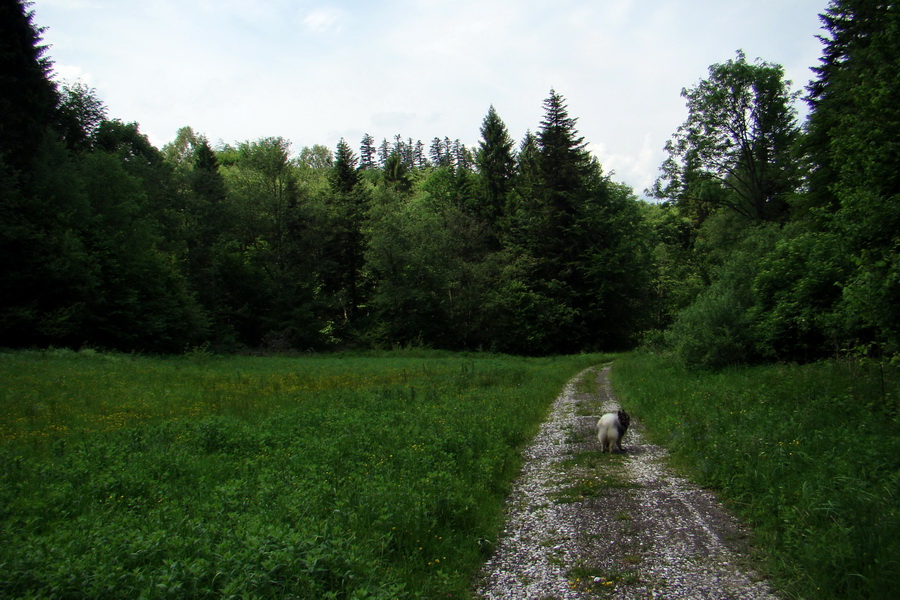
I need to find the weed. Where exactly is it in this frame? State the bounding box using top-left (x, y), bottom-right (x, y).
top-left (567, 564), bottom-right (639, 595)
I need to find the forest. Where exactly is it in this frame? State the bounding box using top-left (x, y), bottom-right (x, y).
top-left (1, 0), bottom-right (898, 366)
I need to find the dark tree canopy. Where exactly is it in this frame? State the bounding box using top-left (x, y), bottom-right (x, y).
top-left (2, 1), bottom-right (896, 364)
top-left (0, 0), bottom-right (58, 173)
top-left (56, 81), bottom-right (107, 152)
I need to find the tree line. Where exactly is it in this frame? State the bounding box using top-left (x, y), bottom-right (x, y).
top-left (1, 0), bottom-right (897, 365)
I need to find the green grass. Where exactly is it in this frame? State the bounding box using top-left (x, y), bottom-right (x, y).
top-left (566, 564), bottom-right (639, 596)
top-left (551, 451), bottom-right (637, 504)
top-left (611, 352), bottom-right (899, 600)
top-left (0, 348), bottom-right (609, 599)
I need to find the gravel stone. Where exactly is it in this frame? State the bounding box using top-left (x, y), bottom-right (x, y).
top-left (474, 365), bottom-right (780, 599)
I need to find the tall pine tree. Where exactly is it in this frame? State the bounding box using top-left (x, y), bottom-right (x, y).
top-left (538, 90), bottom-right (591, 203)
top-left (359, 133), bottom-right (376, 170)
top-left (476, 105), bottom-right (516, 225)
top-left (323, 139), bottom-right (368, 335)
top-left (0, 0), bottom-right (58, 174)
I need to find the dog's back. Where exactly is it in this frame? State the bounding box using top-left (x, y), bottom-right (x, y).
top-left (597, 410), bottom-right (630, 452)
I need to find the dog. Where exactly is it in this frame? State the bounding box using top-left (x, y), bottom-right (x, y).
top-left (597, 410), bottom-right (630, 453)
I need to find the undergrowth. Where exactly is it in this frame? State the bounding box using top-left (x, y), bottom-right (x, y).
top-left (611, 352), bottom-right (899, 600)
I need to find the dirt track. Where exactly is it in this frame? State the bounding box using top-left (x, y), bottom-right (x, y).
top-left (474, 365), bottom-right (779, 599)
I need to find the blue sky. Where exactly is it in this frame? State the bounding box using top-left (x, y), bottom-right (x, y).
top-left (34, 0), bottom-right (829, 195)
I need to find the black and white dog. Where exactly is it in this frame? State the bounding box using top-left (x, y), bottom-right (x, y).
top-left (597, 410), bottom-right (630, 453)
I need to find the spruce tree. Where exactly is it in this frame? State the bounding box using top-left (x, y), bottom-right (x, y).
top-left (516, 130), bottom-right (540, 190)
top-left (377, 138), bottom-right (390, 168)
top-left (359, 133), bottom-right (376, 170)
top-left (475, 106), bottom-right (516, 230)
top-left (529, 89), bottom-right (595, 260)
top-left (429, 137), bottom-right (447, 167)
top-left (331, 138), bottom-right (360, 194)
top-left (191, 138), bottom-right (226, 202)
top-left (0, 0), bottom-right (58, 173)
top-left (537, 89), bottom-right (591, 203)
top-left (414, 140), bottom-right (427, 169)
top-left (322, 138), bottom-right (368, 336)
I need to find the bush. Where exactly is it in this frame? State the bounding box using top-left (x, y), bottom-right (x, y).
top-left (665, 277), bottom-right (753, 368)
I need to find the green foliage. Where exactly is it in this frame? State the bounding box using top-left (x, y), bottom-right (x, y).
top-left (612, 352), bottom-right (899, 600)
top-left (664, 224), bottom-right (777, 368)
top-left (654, 50), bottom-right (801, 222)
top-left (641, 202), bottom-right (705, 333)
top-left (652, 3), bottom-right (899, 368)
top-left (749, 228), bottom-right (851, 359)
top-left (56, 80), bottom-right (107, 152)
top-left (496, 91), bottom-right (654, 353)
top-left (365, 186), bottom-right (498, 349)
top-left (217, 137), bottom-right (325, 348)
top-left (0, 350), bottom-right (607, 599)
top-left (475, 105), bottom-right (516, 227)
top-left (15, 1), bottom-right (899, 364)
top-left (2, 7), bottom-right (658, 356)
top-left (804, 0), bottom-right (900, 356)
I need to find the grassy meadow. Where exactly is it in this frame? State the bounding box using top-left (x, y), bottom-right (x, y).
top-left (0, 348), bottom-right (608, 599)
top-left (611, 353), bottom-right (899, 600)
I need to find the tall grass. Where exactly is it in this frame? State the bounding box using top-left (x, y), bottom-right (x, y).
top-left (611, 352), bottom-right (899, 600)
top-left (0, 349), bottom-right (606, 599)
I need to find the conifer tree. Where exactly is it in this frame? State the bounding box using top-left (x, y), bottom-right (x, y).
top-left (516, 130), bottom-right (540, 189)
top-left (429, 137), bottom-right (447, 167)
top-left (0, 0), bottom-right (58, 173)
top-left (414, 140), bottom-right (427, 169)
top-left (804, 0), bottom-right (900, 353)
top-left (377, 138), bottom-right (390, 168)
top-left (476, 105), bottom-right (516, 223)
top-left (359, 133), bottom-right (376, 170)
top-left (331, 138), bottom-right (360, 194)
top-left (324, 138), bottom-right (368, 334)
top-left (529, 89), bottom-right (595, 260)
top-left (537, 89), bottom-right (591, 202)
top-left (191, 137), bottom-right (226, 202)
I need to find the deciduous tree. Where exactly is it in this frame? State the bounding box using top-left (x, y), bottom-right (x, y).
top-left (56, 80), bottom-right (107, 152)
top-left (654, 51), bottom-right (801, 222)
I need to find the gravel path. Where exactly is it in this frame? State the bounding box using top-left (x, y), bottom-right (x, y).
top-left (474, 365), bottom-right (779, 599)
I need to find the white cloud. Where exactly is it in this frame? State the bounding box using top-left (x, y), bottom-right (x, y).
top-left (51, 63), bottom-right (95, 86)
top-left (303, 8), bottom-right (344, 33)
top-left (31, 0), bottom-right (830, 192)
top-left (589, 133), bottom-right (658, 197)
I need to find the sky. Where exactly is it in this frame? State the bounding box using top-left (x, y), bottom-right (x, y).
top-left (33, 0), bottom-right (830, 196)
